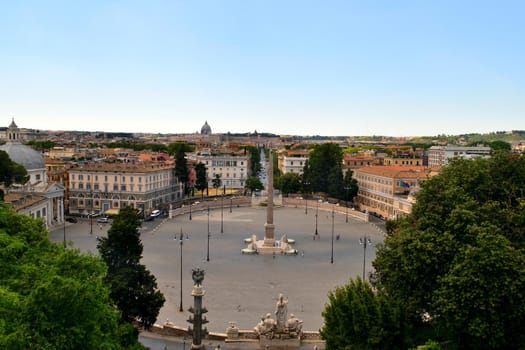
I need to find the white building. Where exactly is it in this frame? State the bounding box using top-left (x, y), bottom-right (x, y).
top-left (1, 119), bottom-right (65, 228)
top-left (188, 150), bottom-right (249, 189)
top-left (427, 145), bottom-right (491, 167)
top-left (278, 150), bottom-right (309, 175)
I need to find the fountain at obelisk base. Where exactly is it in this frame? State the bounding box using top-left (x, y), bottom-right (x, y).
top-left (243, 149), bottom-right (298, 255)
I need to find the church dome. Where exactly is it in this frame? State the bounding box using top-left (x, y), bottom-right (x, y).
top-left (0, 143), bottom-right (45, 170)
top-left (200, 121), bottom-right (212, 135)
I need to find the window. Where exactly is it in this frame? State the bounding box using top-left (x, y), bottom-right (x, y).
top-left (113, 185), bottom-right (118, 191)
top-left (42, 207), bottom-right (46, 216)
top-left (121, 185), bottom-right (126, 191)
top-left (36, 174), bottom-right (41, 180)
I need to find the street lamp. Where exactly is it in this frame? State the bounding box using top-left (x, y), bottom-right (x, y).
top-left (314, 199), bottom-right (320, 237)
top-left (330, 208), bottom-right (334, 264)
top-left (206, 206), bottom-right (210, 262)
top-left (360, 235), bottom-right (372, 280)
top-left (89, 190), bottom-right (93, 235)
top-left (220, 195), bottom-right (224, 233)
top-left (344, 185), bottom-right (350, 223)
top-left (177, 228), bottom-right (184, 312)
top-left (304, 182), bottom-right (310, 215)
top-left (62, 199), bottom-right (66, 247)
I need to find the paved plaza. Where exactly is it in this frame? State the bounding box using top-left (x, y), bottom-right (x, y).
top-left (50, 204), bottom-right (385, 336)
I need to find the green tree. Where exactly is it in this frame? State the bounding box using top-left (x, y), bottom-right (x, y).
top-left (343, 169), bottom-right (359, 203)
top-left (244, 146), bottom-right (261, 176)
top-left (279, 173), bottom-right (302, 195)
top-left (0, 150), bottom-right (29, 187)
top-left (174, 146), bottom-right (189, 194)
top-left (245, 176), bottom-right (264, 194)
top-left (303, 143), bottom-right (343, 196)
top-left (372, 152), bottom-right (525, 349)
top-left (320, 277), bottom-right (403, 350)
top-left (194, 163), bottom-right (208, 197)
top-left (212, 174), bottom-right (222, 195)
top-left (98, 207), bottom-right (165, 329)
top-left (0, 203), bottom-right (145, 349)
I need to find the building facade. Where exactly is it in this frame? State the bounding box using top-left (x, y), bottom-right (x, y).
top-left (354, 166), bottom-right (437, 219)
top-left (68, 163), bottom-right (183, 216)
top-left (188, 151), bottom-right (249, 189)
top-left (277, 150), bottom-right (309, 175)
top-left (427, 145), bottom-right (491, 166)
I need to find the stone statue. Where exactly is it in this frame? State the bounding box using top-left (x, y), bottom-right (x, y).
top-left (286, 314), bottom-right (303, 334)
top-left (192, 268), bottom-right (205, 286)
top-left (275, 293), bottom-right (288, 331)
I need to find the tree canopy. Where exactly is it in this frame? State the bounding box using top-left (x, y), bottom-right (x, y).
top-left (302, 143), bottom-right (345, 198)
top-left (98, 207), bottom-right (165, 329)
top-left (0, 203), bottom-right (145, 349)
top-left (194, 162), bottom-right (208, 195)
top-left (371, 152), bottom-right (525, 349)
top-left (245, 176), bottom-right (264, 194)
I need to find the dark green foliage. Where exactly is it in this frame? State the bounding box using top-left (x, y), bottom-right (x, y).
top-left (372, 152), bottom-right (525, 349)
top-left (0, 203), bottom-right (146, 349)
top-left (244, 146), bottom-right (261, 176)
top-left (174, 145), bottom-right (190, 194)
top-left (278, 173), bottom-right (302, 195)
top-left (245, 176), bottom-right (264, 193)
top-left (302, 143), bottom-right (345, 198)
top-left (194, 163), bottom-right (208, 194)
top-left (212, 174), bottom-right (222, 192)
top-left (98, 207), bottom-right (165, 329)
top-left (0, 150), bottom-right (29, 188)
top-left (320, 277), bottom-right (403, 350)
top-left (343, 170), bottom-right (359, 203)
top-left (25, 140), bottom-right (55, 151)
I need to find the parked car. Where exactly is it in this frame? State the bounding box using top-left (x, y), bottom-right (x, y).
top-left (150, 209), bottom-right (161, 217)
top-left (65, 217), bottom-right (78, 223)
top-left (97, 217), bottom-right (110, 223)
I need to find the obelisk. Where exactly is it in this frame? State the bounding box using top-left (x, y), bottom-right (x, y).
top-left (263, 149), bottom-right (275, 247)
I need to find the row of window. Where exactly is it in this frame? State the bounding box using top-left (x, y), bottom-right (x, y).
top-left (210, 160), bottom-right (244, 167)
top-left (71, 173), bottom-right (172, 183)
top-left (210, 171), bottom-right (245, 179)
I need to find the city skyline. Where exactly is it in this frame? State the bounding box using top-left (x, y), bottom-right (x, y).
top-left (1, 1), bottom-right (524, 136)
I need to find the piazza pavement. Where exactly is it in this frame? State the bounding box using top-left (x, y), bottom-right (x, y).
top-left (49, 202), bottom-right (385, 348)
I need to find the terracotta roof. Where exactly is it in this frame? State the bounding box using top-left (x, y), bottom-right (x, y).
top-left (356, 166), bottom-right (432, 179)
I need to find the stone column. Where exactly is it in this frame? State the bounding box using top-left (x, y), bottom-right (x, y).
top-left (187, 268), bottom-right (208, 350)
top-left (263, 149), bottom-right (275, 247)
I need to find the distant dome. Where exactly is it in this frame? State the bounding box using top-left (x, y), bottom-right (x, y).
top-left (1, 118), bottom-right (45, 170)
top-left (0, 143), bottom-right (45, 170)
top-left (200, 121), bottom-right (212, 135)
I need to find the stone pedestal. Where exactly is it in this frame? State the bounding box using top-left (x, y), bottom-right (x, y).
top-left (259, 337), bottom-right (301, 349)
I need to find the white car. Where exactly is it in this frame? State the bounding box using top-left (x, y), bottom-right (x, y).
top-left (150, 209), bottom-right (161, 217)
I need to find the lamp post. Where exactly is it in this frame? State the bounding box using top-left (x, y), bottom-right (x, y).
top-left (89, 190), bottom-right (93, 235)
top-left (314, 199), bottom-right (320, 237)
top-left (206, 206), bottom-right (210, 262)
top-left (360, 235), bottom-right (372, 280)
top-left (62, 199), bottom-right (66, 247)
top-left (177, 228), bottom-right (184, 312)
top-left (330, 208), bottom-right (334, 264)
top-left (344, 185), bottom-right (350, 223)
top-left (189, 200), bottom-right (192, 221)
top-left (230, 196), bottom-right (233, 213)
top-left (220, 195), bottom-right (224, 233)
top-left (304, 182), bottom-right (310, 215)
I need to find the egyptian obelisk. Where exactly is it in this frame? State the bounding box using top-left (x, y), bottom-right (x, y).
top-left (263, 149), bottom-right (275, 247)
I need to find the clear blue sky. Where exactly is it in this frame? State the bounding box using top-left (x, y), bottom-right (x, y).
top-left (1, 1), bottom-right (524, 136)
